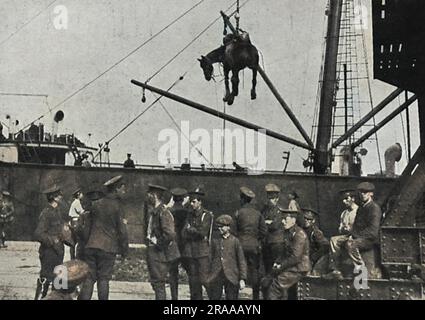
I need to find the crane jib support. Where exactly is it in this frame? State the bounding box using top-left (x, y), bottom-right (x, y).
top-left (130, 79), bottom-right (314, 151)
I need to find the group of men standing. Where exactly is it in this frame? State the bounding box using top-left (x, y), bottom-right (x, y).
top-left (31, 174), bottom-right (382, 300)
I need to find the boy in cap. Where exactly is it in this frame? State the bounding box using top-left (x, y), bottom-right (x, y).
top-left (168, 187), bottom-right (191, 300)
top-left (145, 184), bottom-right (180, 300)
top-left (288, 191), bottom-right (301, 212)
top-left (181, 187), bottom-right (214, 300)
top-left (34, 185), bottom-right (67, 299)
top-left (0, 191), bottom-right (14, 248)
top-left (325, 182), bottom-right (381, 279)
top-left (268, 211), bottom-right (311, 300)
top-left (261, 183), bottom-right (284, 275)
top-left (302, 208), bottom-right (329, 267)
top-left (208, 214), bottom-right (247, 300)
top-left (44, 259), bottom-right (90, 300)
top-left (234, 186), bottom-right (267, 300)
top-left (78, 176), bottom-right (129, 300)
top-left (68, 188), bottom-right (88, 259)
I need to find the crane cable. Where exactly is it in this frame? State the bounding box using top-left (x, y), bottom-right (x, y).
top-left (15, 0), bottom-right (208, 135)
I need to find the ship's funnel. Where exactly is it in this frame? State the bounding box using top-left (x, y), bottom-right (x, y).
top-left (52, 110), bottom-right (64, 141)
top-left (384, 143), bottom-right (402, 177)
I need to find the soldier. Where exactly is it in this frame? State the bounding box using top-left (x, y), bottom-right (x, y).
top-left (261, 183), bottom-right (284, 275)
top-left (234, 186), bottom-right (267, 300)
top-left (34, 185), bottom-right (67, 300)
top-left (123, 153), bottom-right (135, 168)
top-left (268, 211), bottom-right (311, 300)
top-left (181, 187), bottom-right (214, 300)
top-left (325, 182), bottom-right (381, 279)
top-left (145, 184), bottom-right (180, 300)
top-left (0, 191), bottom-right (14, 248)
top-left (78, 175), bottom-right (129, 300)
top-left (43, 259), bottom-right (90, 300)
top-left (302, 209), bottom-right (329, 267)
top-left (208, 215), bottom-right (247, 300)
top-left (168, 187), bottom-right (191, 300)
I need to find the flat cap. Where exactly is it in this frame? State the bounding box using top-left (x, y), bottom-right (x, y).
top-left (289, 191), bottom-right (299, 199)
top-left (216, 214), bottom-right (233, 226)
top-left (1, 190), bottom-right (11, 197)
top-left (104, 175), bottom-right (123, 187)
top-left (240, 186), bottom-right (255, 198)
top-left (357, 182), bottom-right (375, 192)
top-left (265, 183), bottom-right (280, 193)
top-left (339, 189), bottom-right (356, 197)
top-left (42, 185), bottom-right (61, 194)
top-left (171, 187), bottom-right (187, 197)
top-left (72, 188), bottom-right (81, 196)
top-left (302, 208), bottom-right (319, 220)
top-left (54, 259), bottom-right (90, 287)
top-left (148, 183), bottom-right (167, 192)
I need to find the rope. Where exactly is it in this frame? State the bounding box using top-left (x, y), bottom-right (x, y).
top-left (92, 74), bottom-right (186, 161)
top-left (144, 0), bottom-right (248, 85)
top-left (398, 95), bottom-right (409, 162)
top-left (0, 0), bottom-right (58, 47)
top-left (16, 0), bottom-right (208, 134)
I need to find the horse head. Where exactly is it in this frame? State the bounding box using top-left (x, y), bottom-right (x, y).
top-left (198, 55), bottom-right (214, 81)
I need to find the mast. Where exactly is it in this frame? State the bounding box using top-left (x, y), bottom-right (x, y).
top-left (313, 0), bottom-right (344, 174)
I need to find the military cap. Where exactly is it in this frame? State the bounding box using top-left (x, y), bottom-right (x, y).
top-left (171, 187), bottom-right (187, 197)
top-left (104, 175), bottom-right (123, 187)
top-left (357, 182), bottom-right (375, 192)
top-left (1, 190), bottom-right (11, 197)
top-left (240, 186), bottom-right (255, 199)
top-left (148, 183), bottom-right (167, 192)
top-left (72, 188), bottom-right (81, 197)
top-left (189, 186), bottom-right (205, 198)
top-left (265, 183), bottom-right (280, 193)
top-left (216, 214), bottom-right (233, 226)
top-left (127, 153), bottom-right (132, 157)
top-left (280, 209), bottom-right (298, 219)
top-left (54, 259), bottom-right (90, 287)
top-left (42, 185), bottom-right (61, 195)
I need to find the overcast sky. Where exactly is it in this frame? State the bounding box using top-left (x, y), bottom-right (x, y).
top-left (0, 0), bottom-right (419, 174)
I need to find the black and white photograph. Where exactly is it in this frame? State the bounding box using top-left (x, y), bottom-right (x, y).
top-left (0, 0), bottom-right (425, 304)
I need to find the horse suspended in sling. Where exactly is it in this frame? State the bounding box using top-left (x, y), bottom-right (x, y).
top-left (198, 32), bottom-right (259, 105)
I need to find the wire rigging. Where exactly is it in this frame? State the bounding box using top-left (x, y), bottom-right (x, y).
top-left (16, 0), bottom-right (208, 134)
top-left (0, 0), bottom-right (58, 47)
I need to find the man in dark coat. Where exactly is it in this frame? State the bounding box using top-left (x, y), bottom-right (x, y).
top-left (181, 187), bottom-right (214, 300)
top-left (261, 183), bottom-right (284, 275)
top-left (234, 186), bottom-right (267, 300)
top-left (208, 214), bottom-right (247, 300)
top-left (302, 209), bottom-right (329, 267)
top-left (145, 184), bottom-right (180, 300)
top-left (34, 185), bottom-right (67, 300)
top-left (78, 175), bottom-right (129, 300)
top-left (325, 182), bottom-right (382, 279)
top-left (268, 211), bottom-right (311, 300)
top-left (123, 153), bottom-right (135, 168)
top-left (0, 191), bottom-right (14, 248)
top-left (168, 187), bottom-right (191, 300)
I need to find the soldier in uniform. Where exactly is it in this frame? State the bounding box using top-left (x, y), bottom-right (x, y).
top-left (234, 186), bottom-right (267, 300)
top-left (43, 259), bottom-right (90, 300)
top-left (181, 187), bottom-right (214, 300)
top-left (0, 191), bottom-right (14, 248)
top-left (168, 187), bottom-right (190, 300)
top-left (261, 183), bottom-right (284, 275)
top-left (34, 185), bottom-right (67, 300)
top-left (208, 214), bottom-right (247, 300)
top-left (268, 211), bottom-right (311, 300)
top-left (325, 182), bottom-right (381, 279)
top-left (145, 184), bottom-right (180, 300)
top-left (78, 175), bottom-right (129, 300)
top-left (302, 208), bottom-right (329, 267)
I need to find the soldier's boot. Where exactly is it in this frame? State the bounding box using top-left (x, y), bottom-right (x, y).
top-left (152, 283), bottom-right (166, 300)
top-left (41, 280), bottom-right (51, 299)
top-left (34, 278), bottom-right (45, 300)
top-left (170, 279), bottom-right (178, 300)
top-left (78, 278), bottom-right (95, 300)
top-left (252, 285), bottom-right (260, 300)
top-left (97, 280), bottom-right (110, 300)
